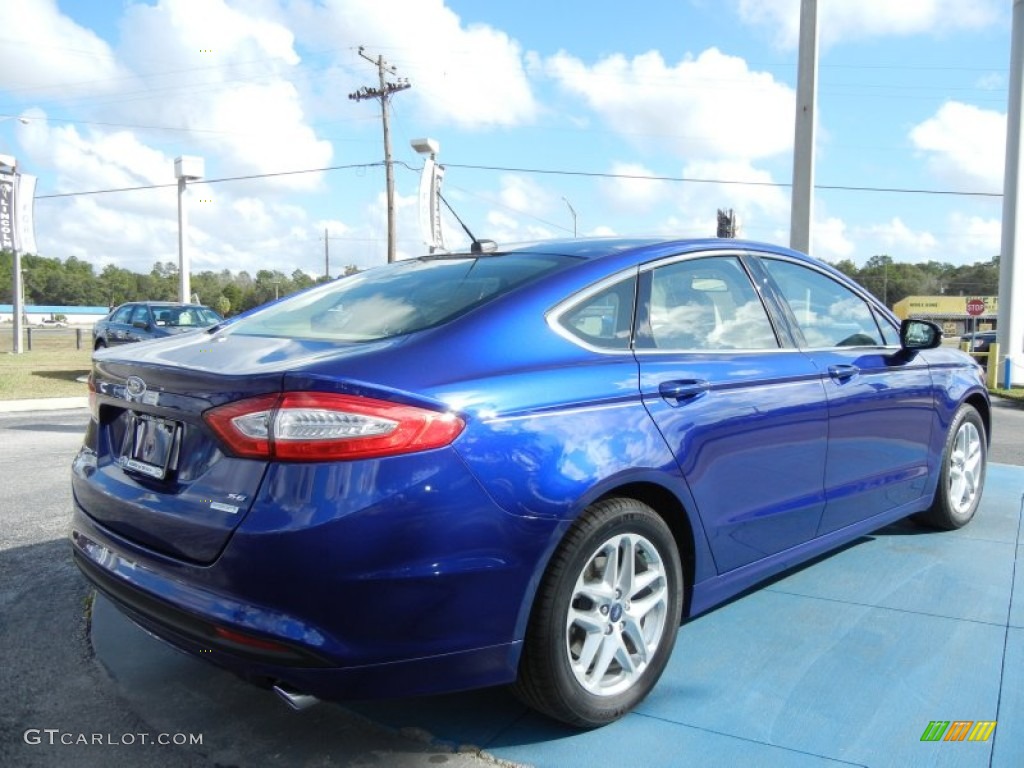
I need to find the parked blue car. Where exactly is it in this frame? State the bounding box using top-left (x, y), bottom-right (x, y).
top-left (92, 301), bottom-right (223, 350)
top-left (71, 237), bottom-right (989, 727)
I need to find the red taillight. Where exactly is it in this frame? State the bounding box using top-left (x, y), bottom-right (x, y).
top-left (203, 392), bottom-right (465, 461)
top-left (213, 626), bottom-right (291, 652)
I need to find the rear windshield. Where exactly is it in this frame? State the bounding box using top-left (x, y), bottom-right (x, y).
top-left (226, 254), bottom-right (574, 341)
top-left (155, 306), bottom-right (221, 327)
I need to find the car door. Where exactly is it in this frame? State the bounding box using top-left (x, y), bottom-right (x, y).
top-left (634, 252), bottom-right (831, 574)
top-left (757, 256), bottom-right (935, 535)
top-left (125, 304), bottom-right (154, 342)
top-left (105, 304), bottom-right (136, 345)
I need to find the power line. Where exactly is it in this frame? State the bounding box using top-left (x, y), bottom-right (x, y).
top-left (35, 162), bottom-right (384, 199)
top-left (441, 162), bottom-right (1005, 198)
top-left (31, 158), bottom-right (1003, 203)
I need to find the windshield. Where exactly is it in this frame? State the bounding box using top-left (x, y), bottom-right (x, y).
top-left (225, 254), bottom-right (574, 342)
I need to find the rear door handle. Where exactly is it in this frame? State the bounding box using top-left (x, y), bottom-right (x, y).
top-left (828, 364), bottom-right (859, 381)
top-left (659, 380), bottom-right (709, 403)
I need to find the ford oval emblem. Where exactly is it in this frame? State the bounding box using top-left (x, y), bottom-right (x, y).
top-left (125, 376), bottom-right (147, 398)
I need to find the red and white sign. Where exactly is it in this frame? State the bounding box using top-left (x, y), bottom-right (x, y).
top-left (966, 298), bottom-right (986, 317)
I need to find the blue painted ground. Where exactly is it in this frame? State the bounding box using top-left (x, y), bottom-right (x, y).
top-left (348, 463), bottom-right (1024, 768)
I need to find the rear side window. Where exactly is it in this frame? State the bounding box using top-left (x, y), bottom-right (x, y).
top-left (556, 277), bottom-right (636, 350)
top-left (227, 254), bottom-right (574, 341)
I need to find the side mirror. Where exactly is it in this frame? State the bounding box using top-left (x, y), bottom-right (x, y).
top-left (132, 320), bottom-right (149, 330)
top-left (900, 318), bottom-right (942, 351)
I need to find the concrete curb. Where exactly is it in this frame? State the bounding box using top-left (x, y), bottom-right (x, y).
top-left (0, 396), bottom-right (89, 413)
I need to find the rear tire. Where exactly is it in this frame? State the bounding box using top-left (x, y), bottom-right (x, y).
top-left (915, 404), bottom-right (986, 530)
top-left (512, 498), bottom-right (683, 727)
top-left (94, 339), bottom-right (107, 350)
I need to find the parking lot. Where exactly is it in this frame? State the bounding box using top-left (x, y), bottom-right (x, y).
top-left (2, 401), bottom-right (1022, 767)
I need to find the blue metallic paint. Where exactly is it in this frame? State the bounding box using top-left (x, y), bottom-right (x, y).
top-left (70, 237), bottom-right (990, 703)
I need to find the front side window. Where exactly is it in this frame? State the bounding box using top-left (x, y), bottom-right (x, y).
top-left (639, 256), bottom-right (778, 351)
top-left (762, 259), bottom-right (888, 348)
top-left (129, 305), bottom-right (150, 326)
top-left (110, 305), bottom-right (134, 324)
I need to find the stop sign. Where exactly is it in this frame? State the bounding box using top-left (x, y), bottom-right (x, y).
top-left (966, 298), bottom-right (986, 317)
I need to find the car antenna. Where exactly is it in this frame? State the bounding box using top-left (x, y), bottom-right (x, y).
top-left (438, 193), bottom-right (497, 254)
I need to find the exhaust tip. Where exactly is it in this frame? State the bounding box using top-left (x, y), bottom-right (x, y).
top-left (273, 683), bottom-right (319, 711)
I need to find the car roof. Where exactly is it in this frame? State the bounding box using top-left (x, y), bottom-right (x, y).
top-left (119, 301), bottom-right (213, 309)
top-left (441, 236), bottom-right (810, 265)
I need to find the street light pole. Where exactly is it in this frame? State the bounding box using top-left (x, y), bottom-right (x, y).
top-left (1, 153), bottom-right (23, 353)
top-left (562, 197), bottom-right (577, 237)
top-left (174, 156), bottom-right (203, 303)
top-left (411, 138), bottom-right (444, 253)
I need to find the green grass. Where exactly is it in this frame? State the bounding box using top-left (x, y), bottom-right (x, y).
top-left (0, 330), bottom-right (92, 400)
top-left (991, 387), bottom-right (1024, 403)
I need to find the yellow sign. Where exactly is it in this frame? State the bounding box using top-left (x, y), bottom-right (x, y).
top-left (892, 296), bottom-right (998, 319)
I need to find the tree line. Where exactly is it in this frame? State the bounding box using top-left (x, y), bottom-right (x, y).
top-left (829, 254), bottom-right (1000, 306)
top-left (0, 252), bottom-right (361, 316)
top-left (0, 250), bottom-right (1000, 315)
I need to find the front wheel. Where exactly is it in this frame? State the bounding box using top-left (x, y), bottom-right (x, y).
top-left (512, 498), bottom-right (683, 727)
top-left (915, 404), bottom-right (986, 530)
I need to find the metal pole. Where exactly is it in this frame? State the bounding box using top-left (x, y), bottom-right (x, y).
top-left (177, 176), bottom-right (190, 302)
top-left (12, 244), bottom-right (23, 352)
top-left (1, 164), bottom-right (24, 353)
top-left (563, 197), bottom-right (577, 237)
top-left (998, 0), bottom-right (1024, 386)
top-left (790, 0), bottom-right (819, 255)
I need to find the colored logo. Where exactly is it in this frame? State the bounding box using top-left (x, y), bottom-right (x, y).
top-left (920, 721), bottom-right (996, 742)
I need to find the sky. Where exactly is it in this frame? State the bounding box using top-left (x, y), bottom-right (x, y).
top-left (0, 0), bottom-right (1014, 279)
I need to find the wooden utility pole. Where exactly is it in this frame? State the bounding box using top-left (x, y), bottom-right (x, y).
top-left (349, 47), bottom-right (411, 263)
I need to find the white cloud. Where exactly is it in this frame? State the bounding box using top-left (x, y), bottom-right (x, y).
top-left (22, 112), bottom-right (171, 197)
top-left (736, 0), bottom-right (1002, 49)
top-left (289, 0), bottom-right (538, 129)
top-left (545, 48), bottom-right (794, 161)
top-left (112, 0), bottom-right (331, 189)
top-left (497, 175), bottom-right (551, 218)
top-left (861, 217), bottom-right (939, 256)
top-left (945, 212), bottom-right (1001, 260)
top-left (813, 216), bottom-right (855, 259)
top-left (594, 159), bottom-right (789, 241)
top-left (600, 163), bottom-right (669, 212)
top-left (910, 101), bottom-right (1005, 191)
top-left (0, 0), bottom-right (129, 96)
top-left (681, 159), bottom-right (789, 219)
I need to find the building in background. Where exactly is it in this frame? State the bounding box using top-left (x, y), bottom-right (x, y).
top-left (0, 304), bottom-right (108, 327)
top-left (891, 295), bottom-right (997, 338)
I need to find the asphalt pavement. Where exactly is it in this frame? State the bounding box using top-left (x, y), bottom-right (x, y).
top-left (1, 397), bottom-right (1022, 767)
top-left (0, 408), bottom-right (503, 768)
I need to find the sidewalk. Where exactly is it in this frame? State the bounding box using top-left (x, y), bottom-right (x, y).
top-left (0, 396), bottom-right (88, 413)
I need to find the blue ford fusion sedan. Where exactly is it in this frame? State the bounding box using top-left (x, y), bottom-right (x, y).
top-left (71, 237), bottom-right (989, 727)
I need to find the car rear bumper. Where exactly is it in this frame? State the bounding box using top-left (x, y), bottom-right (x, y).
top-left (70, 478), bottom-right (562, 699)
